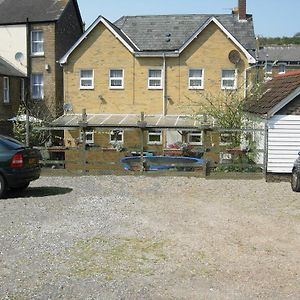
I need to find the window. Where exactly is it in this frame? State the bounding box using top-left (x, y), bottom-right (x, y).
top-left (109, 130), bottom-right (124, 143)
top-left (148, 69), bottom-right (162, 89)
top-left (219, 133), bottom-right (232, 146)
top-left (278, 64), bottom-right (286, 74)
top-left (187, 131), bottom-right (202, 145)
top-left (189, 69), bottom-right (204, 89)
top-left (148, 130), bottom-right (162, 144)
top-left (80, 70), bottom-right (94, 89)
top-left (109, 69), bottom-right (124, 89)
top-left (3, 77), bottom-right (9, 103)
top-left (265, 63), bottom-right (272, 74)
top-left (31, 74), bottom-right (44, 99)
top-left (31, 30), bottom-right (44, 55)
top-left (20, 78), bottom-right (25, 102)
top-left (80, 130), bottom-right (94, 144)
top-left (221, 69), bottom-right (237, 90)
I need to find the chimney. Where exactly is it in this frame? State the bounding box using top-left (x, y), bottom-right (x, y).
top-left (238, 0), bottom-right (247, 20)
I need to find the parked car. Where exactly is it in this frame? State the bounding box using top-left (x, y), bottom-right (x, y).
top-left (0, 135), bottom-right (41, 198)
top-left (291, 152), bottom-right (300, 192)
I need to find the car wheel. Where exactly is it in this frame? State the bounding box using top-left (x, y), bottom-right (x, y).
top-left (291, 169), bottom-right (300, 192)
top-left (11, 182), bottom-right (30, 192)
top-left (0, 175), bottom-right (7, 198)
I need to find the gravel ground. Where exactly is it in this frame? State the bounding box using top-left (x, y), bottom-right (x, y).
top-left (0, 175), bottom-right (300, 300)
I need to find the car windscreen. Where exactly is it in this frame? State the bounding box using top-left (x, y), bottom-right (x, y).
top-left (0, 137), bottom-right (25, 150)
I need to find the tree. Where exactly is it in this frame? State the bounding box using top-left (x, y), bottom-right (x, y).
top-left (13, 103), bottom-right (51, 146)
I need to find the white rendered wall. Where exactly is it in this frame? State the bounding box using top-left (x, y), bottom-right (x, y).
top-left (0, 24), bottom-right (27, 75)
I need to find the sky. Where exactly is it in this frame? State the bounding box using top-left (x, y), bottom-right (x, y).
top-left (77, 0), bottom-right (299, 37)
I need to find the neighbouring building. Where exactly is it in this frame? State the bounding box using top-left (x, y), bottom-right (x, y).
top-left (257, 45), bottom-right (300, 80)
top-left (245, 70), bottom-right (300, 174)
top-left (0, 0), bottom-right (83, 135)
top-left (0, 57), bottom-right (26, 135)
top-left (53, 0), bottom-right (257, 163)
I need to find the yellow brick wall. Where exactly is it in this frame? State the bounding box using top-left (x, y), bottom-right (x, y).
top-left (64, 22), bottom-right (250, 116)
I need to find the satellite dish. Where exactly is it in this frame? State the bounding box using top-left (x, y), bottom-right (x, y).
top-left (228, 50), bottom-right (241, 64)
top-left (63, 103), bottom-right (73, 112)
top-left (15, 52), bottom-right (25, 64)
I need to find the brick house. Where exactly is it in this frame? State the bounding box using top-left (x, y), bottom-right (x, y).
top-left (0, 0), bottom-right (83, 135)
top-left (54, 0), bottom-right (257, 158)
top-left (245, 71), bottom-right (300, 174)
top-left (0, 58), bottom-right (26, 135)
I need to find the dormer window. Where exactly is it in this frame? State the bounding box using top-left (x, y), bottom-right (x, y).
top-left (278, 64), bottom-right (286, 74)
top-left (31, 30), bottom-right (44, 56)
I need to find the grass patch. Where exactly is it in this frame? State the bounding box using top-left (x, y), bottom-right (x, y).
top-left (67, 236), bottom-right (168, 280)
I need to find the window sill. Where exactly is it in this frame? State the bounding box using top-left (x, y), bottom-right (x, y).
top-left (80, 87), bottom-right (94, 90)
top-left (148, 87), bottom-right (163, 90)
top-left (189, 87), bottom-right (204, 90)
top-left (148, 142), bottom-right (162, 145)
top-left (31, 54), bottom-right (45, 58)
top-left (109, 87), bottom-right (124, 90)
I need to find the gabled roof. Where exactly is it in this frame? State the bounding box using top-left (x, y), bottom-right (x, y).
top-left (114, 14), bottom-right (256, 53)
top-left (0, 0), bottom-right (80, 24)
top-left (60, 16), bottom-right (139, 64)
top-left (0, 57), bottom-right (26, 77)
top-left (61, 13), bottom-right (256, 64)
top-left (257, 45), bottom-right (300, 63)
top-left (244, 71), bottom-right (300, 116)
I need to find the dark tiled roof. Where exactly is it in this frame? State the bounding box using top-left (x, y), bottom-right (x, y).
top-left (244, 71), bottom-right (300, 115)
top-left (257, 45), bottom-right (300, 62)
top-left (114, 14), bottom-right (256, 52)
top-left (0, 57), bottom-right (26, 77)
top-left (0, 0), bottom-right (70, 24)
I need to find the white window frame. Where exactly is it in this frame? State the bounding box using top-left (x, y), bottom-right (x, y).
top-left (31, 30), bottom-right (44, 56)
top-left (219, 133), bottom-right (232, 146)
top-left (80, 69), bottom-right (94, 90)
top-left (221, 69), bottom-right (237, 90)
top-left (80, 130), bottom-right (94, 144)
top-left (187, 131), bottom-right (203, 145)
top-left (31, 73), bottom-right (44, 100)
top-left (109, 69), bottom-right (124, 89)
top-left (265, 63), bottom-right (273, 74)
top-left (148, 130), bottom-right (162, 145)
top-left (3, 77), bottom-right (9, 103)
top-left (148, 69), bottom-right (163, 89)
top-left (20, 78), bottom-right (25, 102)
top-left (278, 63), bottom-right (286, 74)
top-left (188, 68), bottom-right (204, 89)
top-left (109, 130), bottom-right (124, 143)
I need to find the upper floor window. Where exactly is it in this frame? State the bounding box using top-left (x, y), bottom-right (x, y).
top-left (31, 30), bottom-right (44, 56)
top-left (148, 130), bottom-right (162, 145)
top-left (3, 77), bottom-right (9, 103)
top-left (278, 64), bottom-right (286, 74)
top-left (148, 69), bottom-right (162, 89)
top-left (187, 131), bottom-right (203, 145)
top-left (189, 69), bottom-right (204, 89)
top-left (109, 69), bottom-right (124, 89)
top-left (31, 74), bottom-right (44, 100)
top-left (20, 78), bottom-right (25, 102)
top-left (80, 70), bottom-right (94, 89)
top-left (221, 69), bottom-right (237, 90)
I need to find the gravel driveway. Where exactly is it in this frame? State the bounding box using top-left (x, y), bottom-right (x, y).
top-left (0, 175), bottom-right (300, 299)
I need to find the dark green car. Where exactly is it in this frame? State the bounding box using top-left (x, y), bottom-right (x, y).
top-left (0, 135), bottom-right (41, 198)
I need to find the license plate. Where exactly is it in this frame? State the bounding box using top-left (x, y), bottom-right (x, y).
top-left (29, 158), bottom-right (38, 165)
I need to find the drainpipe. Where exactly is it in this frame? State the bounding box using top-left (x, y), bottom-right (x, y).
top-left (25, 17), bottom-right (30, 146)
top-left (162, 53), bottom-right (166, 116)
